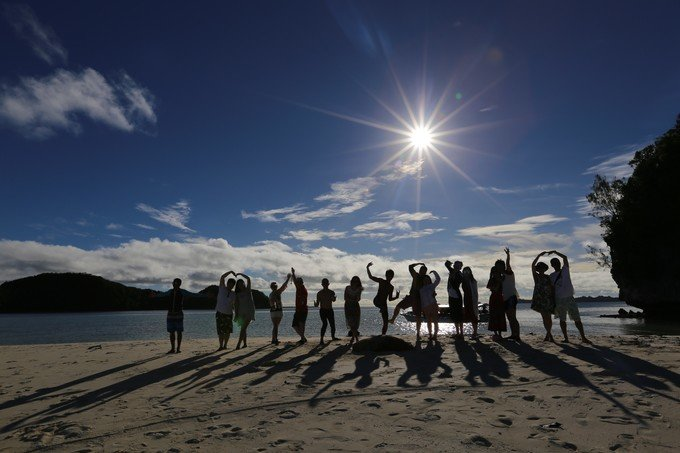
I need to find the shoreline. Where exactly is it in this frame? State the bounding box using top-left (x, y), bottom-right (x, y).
top-left (1, 335), bottom-right (679, 451)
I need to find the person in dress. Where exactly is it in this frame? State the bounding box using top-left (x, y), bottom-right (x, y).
top-left (498, 248), bottom-right (521, 341)
top-left (315, 278), bottom-right (338, 344)
top-left (216, 271), bottom-right (236, 350)
top-left (269, 272), bottom-right (291, 345)
top-left (234, 273), bottom-right (255, 349)
top-left (419, 270), bottom-right (441, 341)
top-left (366, 262), bottom-right (400, 335)
top-left (461, 266), bottom-right (479, 338)
top-left (486, 267), bottom-right (507, 339)
top-left (548, 251), bottom-right (591, 344)
top-left (291, 267), bottom-right (309, 344)
top-left (531, 251), bottom-right (555, 342)
top-left (445, 260), bottom-right (464, 337)
top-left (344, 276), bottom-right (363, 344)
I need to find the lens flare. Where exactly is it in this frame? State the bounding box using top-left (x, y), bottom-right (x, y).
top-left (409, 126), bottom-right (432, 151)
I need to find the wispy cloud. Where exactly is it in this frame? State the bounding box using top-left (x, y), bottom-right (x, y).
top-left (584, 142), bottom-right (650, 179)
top-left (105, 223), bottom-right (123, 231)
top-left (136, 200), bottom-right (194, 232)
top-left (0, 68), bottom-right (156, 139)
top-left (134, 223), bottom-right (156, 231)
top-left (281, 229), bottom-right (348, 242)
top-left (354, 210), bottom-right (439, 232)
top-left (3, 3), bottom-right (67, 65)
top-left (458, 214), bottom-right (569, 248)
top-left (388, 228), bottom-right (445, 242)
top-left (472, 183), bottom-right (569, 195)
top-left (242, 161), bottom-right (424, 223)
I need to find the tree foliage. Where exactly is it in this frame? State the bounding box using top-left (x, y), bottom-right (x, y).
top-left (587, 115), bottom-right (680, 314)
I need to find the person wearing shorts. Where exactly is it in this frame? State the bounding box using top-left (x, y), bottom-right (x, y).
top-left (549, 251), bottom-right (590, 344)
top-left (498, 248), bottom-right (521, 341)
top-left (407, 262), bottom-right (427, 341)
top-left (445, 260), bottom-right (464, 337)
top-left (315, 278), bottom-right (338, 343)
top-left (291, 267), bottom-right (308, 344)
top-left (216, 271), bottom-right (236, 350)
top-left (269, 272), bottom-right (291, 345)
top-left (153, 278), bottom-right (202, 354)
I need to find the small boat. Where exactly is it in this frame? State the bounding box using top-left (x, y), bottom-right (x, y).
top-left (402, 304), bottom-right (489, 323)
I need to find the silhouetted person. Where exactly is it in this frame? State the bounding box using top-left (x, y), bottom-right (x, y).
top-left (366, 262), bottom-right (400, 335)
top-left (153, 278), bottom-right (202, 354)
top-left (390, 262), bottom-right (428, 341)
top-left (462, 266), bottom-right (479, 337)
top-left (498, 248), bottom-right (520, 341)
top-left (291, 267), bottom-right (308, 344)
top-left (216, 271), bottom-right (236, 350)
top-left (486, 267), bottom-right (506, 339)
top-left (344, 276), bottom-right (363, 344)
top-left (531, 252), bottom-right (555, 342)
top-left (548, 251), bottom-right (590, 343)
top-left (269, 272), bottom-right (291, 345)
top-left (315, 278), bottom-right (338, 344)
top-left (445, 259), bottom-right (464, 337)
top-left (420, 270), bottom-right (441, 341)
top-left (234, 273), bottom-right (255, 349)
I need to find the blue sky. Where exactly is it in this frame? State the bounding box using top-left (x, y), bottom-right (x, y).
top-left (1, 1), bottom-right (679, 298)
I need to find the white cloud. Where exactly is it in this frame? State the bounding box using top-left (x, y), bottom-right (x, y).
top-left (3, 4), bottom-right (67, 65)
top-left (388, 228), bottom-right (445, 242)
top-left (0, 237), bottom-right (619, 297)
top-left (458, 214), bottom-right (568, 239)
top-left (472, 183), bottom-right (569, 194)
top-left (584, 145), bottom-right (643, 179)
top-left (354, 210), bottom-right (439, 232)
top-left (241, 161), bottom-right (424, 223)
top-left (281, 229), bottom-right (348, 242)
top-left (134, 223), bottom-right (156, 231)
top-left (0, 68), bottom-right (156, 138)
top-left (136, 200), bottom-right (194, 232)
top-left (106, 223), bottom-right (123, 231)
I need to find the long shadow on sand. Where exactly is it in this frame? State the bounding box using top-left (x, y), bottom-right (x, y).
top-left (0, 354), bottom-right (164, 412)
top-left (559, 343), bottom-right (680, 402)
top-left (301, 343), bottom-right (352, 386)
top-left (396, 340), bottom-right (453, 388)
top-left (454, 337), bottom-right (509, 386)
top-left (0, 351), bottom-right (222, 433)
top-left (498, 341), bottom-right (646, 426)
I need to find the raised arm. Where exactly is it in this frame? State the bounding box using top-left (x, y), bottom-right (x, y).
top-left (430, 270), bottom-right (441, 287)
top-left (550, 250), bottom-right (569, 267)
top-left (237, 273), bottom-right (251, 291)
top-left (278, 273), bottom-right (292, 294)
top-left (219, 270), bottom-right (234, 287)
top-left (444, 260), bottom-right (454, 273)
top-left (409, 262), bottom-right (424, 277)
top-left (504, 247), bottom-right (512, 272)
top-left (366, 262), bottom-right (380, 283)
top-left (531, 252), bottom-right (543, 273)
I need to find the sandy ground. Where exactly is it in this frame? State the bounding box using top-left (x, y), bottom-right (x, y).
top-left (0, 334), bottom-right (679, 452)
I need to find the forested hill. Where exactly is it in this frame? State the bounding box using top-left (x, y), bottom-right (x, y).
top-left (0, 273), bottom-right (270, 312)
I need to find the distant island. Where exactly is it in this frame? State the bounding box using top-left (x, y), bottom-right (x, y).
top-left (0, 273), bottom-right (271, 312)
top-left (518, 295), bottom-right (620, 304)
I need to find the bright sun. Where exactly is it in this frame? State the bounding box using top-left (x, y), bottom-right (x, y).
top-left (409, 126), bottom-right (432, 151)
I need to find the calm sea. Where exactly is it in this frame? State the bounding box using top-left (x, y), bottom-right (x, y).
top-left (0, 302), bottom-right (678, 345)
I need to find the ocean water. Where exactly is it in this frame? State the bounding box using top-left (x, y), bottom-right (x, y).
top-left (0, 302), bottom-right (678, 346)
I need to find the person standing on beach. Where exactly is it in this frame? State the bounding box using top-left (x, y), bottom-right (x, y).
top-left (366, 262), bottom-right (400, 335)
top-left (269, 272), bottom-right (291, 345)
top-left (315, 278), bottom-right (338, 344)
top-left (486, 267), bottom-right (507, 339)
top-left (445, 260), bottom-right (464, 337)
top-left (407, 262), bottom-right (428, 342)
top-left (461, 266), bottom-right (479, 338)
top-left (344, 276), bottom-right (363, 344)
top-left (419, 270), bottom-right (441, 341)
top-left (216, 271), bottom-right (236, 350)
top-left (531, 251), bottom-right (555, 342)
top-left (234, 273), bottom-right (256, 349)
top-left (291, 267), bottom-right (308, 344)
top-left (548, 251), bottom-right (591, 344)
top-left (498, 248), bottom-right (521, 341)
top-left (153, 278), bottom-right (203, 354)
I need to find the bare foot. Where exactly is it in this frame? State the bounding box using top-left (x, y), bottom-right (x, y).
top-left (167, 349), bottom-right (175, 354)
top-left (175, 349), bottom-right (181, 353)
top-left (581, 337), bottom-right (592, 344)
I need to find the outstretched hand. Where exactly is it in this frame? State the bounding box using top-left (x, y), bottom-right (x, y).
top-left (504, 247), bottom-right (510, 255)
top-left (445, 259), bottom-right (452, 266)
top-left (367, 262), bottom-right (373, 268)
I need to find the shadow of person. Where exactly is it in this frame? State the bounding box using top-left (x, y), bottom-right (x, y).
top-left (454, 337), bottom-right (503, 386)
top-left (0, 352), bottom-right (219, 434)
top-left (249, 343), bottom-right (326, 386)
top-left (396, 340), bottom-right (453, 388)
top-left (0, 354), bottom-right (164, 412)
top-left (559, 343), bottom-right (680, 402)
top-left (301, 343), bottom-right (352, 386)
top-left (309, 353), bottom-right (390, 406)
top-left (497, 340), bottom-right (646, 426)
top-left (472, 339), bottom-right (511, 380)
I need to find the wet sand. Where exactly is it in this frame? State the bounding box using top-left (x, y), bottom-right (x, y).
top-left (1, 335), bottom-right (678, 452)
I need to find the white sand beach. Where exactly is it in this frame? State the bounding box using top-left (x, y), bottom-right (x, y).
top-left (1, 335), bottom-right (679, 452)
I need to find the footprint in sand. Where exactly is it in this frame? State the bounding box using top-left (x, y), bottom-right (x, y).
top-left (549, 439), bottom-right (577, 450)
top-left (599, 415), bottom-right (634, 425)
top-left (522, 395), bottom-right (536, 402)
top-left (413, 413), bottom-right (441, 422)
top-left (463, 434), bottom-right (492, 447)
top-left (145, 430), bottom-right (171, 439)
top-left (424, 397), bottom-right (443, 403)
top-left (361, 401), bottom-right (381, 409)
top-left (278, 410), bottom-right (300, 419)
top-left (475, 397), bottom-right (495, 404)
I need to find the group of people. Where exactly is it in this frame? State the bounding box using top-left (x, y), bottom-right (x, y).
top-left (156, 249), bottom-right (589, 353)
